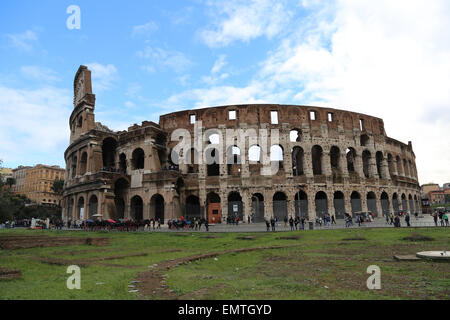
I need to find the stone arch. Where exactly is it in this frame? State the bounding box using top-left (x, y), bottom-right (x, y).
top-left (71, 155), bottom-right (77, 178)
top-left (207, 192), bottom-right (221, 223)
top-left (290, 129), bottom-right (302, 142)
top-left (88, 194), bottom-right (98, 218)
top-left (130, 195), bottom-right (143, 221)
top-left (270, 145), bottom-right (284, 169)
top-left (206, 148), bottom-right (220, 176)
top-left (249, 145), bottom-right (262, 163)
top-left (150, 194), bottom-right (165, 222)
top-left (292, 146), bottom-right (304, 176)
top-left (362, 150), bottom-right (371, 178)
top-left (227, 145), bottom-right (241, 176)
top-left (376, 151), bottom-right (383, 178)
top-left (185, 195), bottom-right (201, 219)
top-left (401, 193), bottom-right (408, 213)
top-left (408, 194), bottom-right (414, 214)
top-left (114, 178), bottom-right (129, 220)
top-left (251, 193), bottom-right (265, 223)
top-left (228, 191), bottom-right (243, 221)
top-left (315, 191), bottom-right (328, 217)
top-left (119, 153), bottom-right (127, 173)
top-left (367, 191), bottom-right (378, 216)
top-left (346, 148), bottom-right (356, 173)
top-left (77, 196), bottom-right (85, 220)
top-left (273, 191), bottom-right (288, 220)
top-left (387, 153), bottom-right (395, 176)
top-left (333, 191), bottom-right (345, 219)
top-left (132, 148), bottom-right (145, 170)
top-left (294, 190), bottom-right (308, 219)
top-left (102, 137), bottom-right (117, 169)
top-left (396, 156), bottom-right (403, 176)
top-left (312, 145), bottom-right (323, 175)
top-left (80, 152), bottom-right (87, 175)
top-left (381, 192), bottom-right (390, 216)
top-left (330, 146), bottom-right (341, 172)
top-left (350, 191), bottom-right (362, 216)
top-left (392, 193), bottom-right (400, 215)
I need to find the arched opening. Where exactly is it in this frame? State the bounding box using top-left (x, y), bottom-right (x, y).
top-left (403, 159), bottom-right (409, 177)
top-left (360, 134), bottom-right (369, 147)
top-left (381, 192), bottom-right (390, 216)
top-left (207, 192), bottom-right (221, 223)
top-left (102, 137), bottom-right (117, 170)
top-left (350, 191), bottom-right (362, 217)
top-left (227, 145), bottom-right (241, 176)
top-left (273, 192), bottom-right (288, 221)
top-left (77, 116), bottom-right (83, 128)
top-left (346, 148), bottom-right (356, 173)
top-left (150, 194), bottom-right (164, 222)
top-left (312, 145), bottom-right (323, 175)
top-left (77, 197), bottom-right (85, 220)
top-left (206, 148), bottom-right (220, 176)
top-left (367, 192), bottom-right (378, 216)
top-left (290, 129), bottom-right (302, 142)
top-left (408, 194), bottom-right (414, 214)
top-left (396, 156), bottom-right (403, 176)
top-left (130, 195), bottom-right (143, 221)
top-left (387, 154), bottom-right (395, 176)
top-left (376, 152), bottom-right (383, 178)
top-left (333, 191), bottom-right (345, 219)
top-left (187, 148), bottom-right (199, 173)
top-left (270, 145), bottom-right (284, 170)
top-left (88, 195), bottom-right (98, 218)
top-left (292, 146), bottom-right (304, 176)
top-left (228, 192), bottom-right (243, 221)
top-left (132, 148), bottom-right (145, 170)
top-left (114, 178), bottom-right (129, 220)
top-left (392, 193), bottom-right (400, 215)
top-left (362, 150), bottom-right (371, 178)
top-left (294, 190), bottom-right (308, 219)
top-left (330, 146), bottom-right (341, 172)
top-left (71, 156), bottom-right (77, 178)
top-left (185, 195), bottom-right (201, 219)
top-left (119, 153), bottom-right (127, 173)
top-left (249, 145), bottom-right (262, 163)
top-left (251, 193), bottom-right (265, 223)
top-left (414, 195), bottom-right (419, 214)
top-left (80, 152), bottom-right (87, 175)
top-left (401, 193), bottom-right (407, 213)
top-left (315, 191), bottom-right (328, 217)
top-left (68, 198), bottom-right (74, 220)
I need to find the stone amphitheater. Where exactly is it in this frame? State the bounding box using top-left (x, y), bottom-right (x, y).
top-left (62, 65), bottom-right (421, 224)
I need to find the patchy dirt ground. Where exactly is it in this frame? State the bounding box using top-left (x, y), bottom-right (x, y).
top-left (0, 235), bottom-right (109, 249)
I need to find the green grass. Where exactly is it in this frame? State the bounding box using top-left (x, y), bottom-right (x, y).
top-left (0, 227), bottom-right (449, 300)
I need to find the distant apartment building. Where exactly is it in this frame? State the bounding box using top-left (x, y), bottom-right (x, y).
top-left (11, 166), bottom-right (31, 194)
top-left (0, 167), bottom-right (13, 183)
top-left (421, 183), bottom-right (440, 198)
top-left (428, 189), bottom-right (450, 205)
top-left (13, 164), bottom-right (65, 205)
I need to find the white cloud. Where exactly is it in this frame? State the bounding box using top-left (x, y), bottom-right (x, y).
top-left (200, 0), bottom-right (293, 47)
top-left (0, 85), bottom-right (72, 166)
top-left (211, 54), bottom-right (227, 74)
top-left (20, 66), bottom-right (60, 82)
top-left (85, 63), bottom-right (118, 91)
top-left (6, 30), bottom-right (38, 51)
top-left (132, 21), bottom-right (158, 37)
top-left (137, 47), bottom-right (193, 73)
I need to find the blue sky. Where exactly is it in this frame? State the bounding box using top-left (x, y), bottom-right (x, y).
top-left (0, 0), bottom-right (449, 185)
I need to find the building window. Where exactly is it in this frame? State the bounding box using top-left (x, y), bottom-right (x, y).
top-left (360, 119), bottom-right (365, 131)
top-left (229, 110), bottom-right (237, 120)
top-left (328, 112), bottom-right (333, 122)
top-left (271, 111), bottom-right (278, 124)
top-left (310, 111), bottom-right (316, 121)
top-left (190, 114), bottom-right (196, 124)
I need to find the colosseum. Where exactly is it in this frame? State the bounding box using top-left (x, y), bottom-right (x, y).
top-left (62, 65), bottom-right (422, 224)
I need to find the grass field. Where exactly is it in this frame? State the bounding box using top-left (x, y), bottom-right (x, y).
top-left (0, 227), bottom-right (449, 300)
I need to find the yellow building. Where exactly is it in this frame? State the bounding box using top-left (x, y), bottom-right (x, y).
top-left (0, 167), bottom-right (13, 182)
top-left (21, 164), bottom-right (66, 205)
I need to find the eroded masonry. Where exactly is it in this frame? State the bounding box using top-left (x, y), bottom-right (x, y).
top-left (62, 66), bottom-right (421, 223)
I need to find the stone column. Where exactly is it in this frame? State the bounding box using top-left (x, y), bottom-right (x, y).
top-left (308, 191), bottom-right (316, 221)
top-left (355, 154), bottom-right (365, 179)
top-left (327, 191), bottom-right (335, 217)
top-left (304, 151), bottom-right (314, 178)
top-left (381, 158), bottom-right (390, 180)
top-left (340, 153), bottom-right (349, 177)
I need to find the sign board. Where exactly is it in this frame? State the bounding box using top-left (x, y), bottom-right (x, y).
top-left (233, 204), bottom-right (238, 212)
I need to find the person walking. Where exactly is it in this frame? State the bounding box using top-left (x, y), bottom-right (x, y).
top-left (294, 217), bottom-right (299, 230)
top-left (248, 215), bottom-right (251, 224)
top-left (289, 216), bottom-right (294, 231)
top-left (205, 219), bottom-right (209, 232)
top-left (405, 212), bottom-right (411, 227)
top-left (444, 212), bottom-right (449, 226)
top-left (265, 219), bottom-right (270, 232)
top-left (270, 217), bottom-right (276, 232)
top-left (432, 211), bottom-right (438, 226)
top-left (331, 215), bottom-right (336, 225)
top-left (439, 211), bottom-right (444, 226)
top-left (301, 217), bottom-right (305, 230)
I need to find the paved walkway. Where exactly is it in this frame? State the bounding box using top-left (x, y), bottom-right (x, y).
top-left (60, 215), bottom-right (445, 233)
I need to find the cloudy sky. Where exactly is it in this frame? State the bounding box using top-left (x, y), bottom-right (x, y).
top-left (0, 0), bottom-right (449, 185)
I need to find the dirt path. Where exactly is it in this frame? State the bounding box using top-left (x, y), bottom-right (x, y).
top-left (135, 244), bottom-right (301, 299)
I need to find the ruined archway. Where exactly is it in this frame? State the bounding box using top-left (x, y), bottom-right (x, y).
top-left (315, 191), bottom-right (328, 217)
top-left (381, 192), bottom-right (390, 216)
top-left (88, 194), bottom-right (98, 218)
top-left (312, 145), bottom-right (323, 175)
top-left (251, 193), bottom-right (265, 223)
top-left (367, 191), bottom-right (378, 216)
top-left (295, 190), bottom-right (308, 219)
top-left (130, 195), bottom-right (143, 221)
top-left (102, 137), bottom-right (117, 169)
top-left (228, 192), bottom-right (243, 221)
top-left (273, 191), bottom-right (288, 221)
top-left (392, 193), bottom-right (400, 215)
top-left (351, 191), bottom-right (362, 217)
top-left (207, 192), bottom-right (221, 223)
top-left (150, 194), bottom-right (165, 222)
top-left (333, 191), bottom-right (345, 219)
top-left (132, 148), bottom-right (145, 170)
top-left (292, 146), bottom-right (304, 176)
top-left (185, 195), bottom-right (201, 219)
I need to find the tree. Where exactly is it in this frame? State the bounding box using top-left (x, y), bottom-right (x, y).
top-left (51, 178), bottom-right (65, 195)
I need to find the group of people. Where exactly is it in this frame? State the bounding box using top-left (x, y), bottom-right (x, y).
top-left (167, 216), bottom-right (209, 231)
top-left (432, 210), bottom-right (449, 227)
